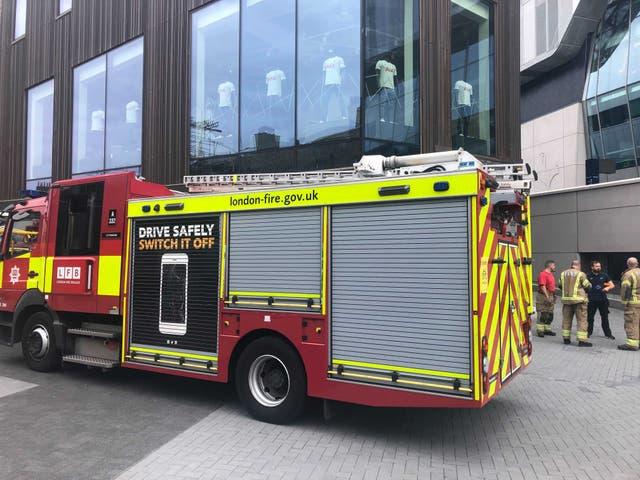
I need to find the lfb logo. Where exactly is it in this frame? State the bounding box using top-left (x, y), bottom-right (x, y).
top-left (57, 266), bottom-right (81, 280)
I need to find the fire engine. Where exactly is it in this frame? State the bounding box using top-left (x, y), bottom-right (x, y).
top-left (0, 149), bottom-right (534, 424)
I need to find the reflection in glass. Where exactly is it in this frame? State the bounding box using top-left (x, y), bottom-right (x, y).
top-left (597, 89), bottom-right (635, 169)
top-left (629, 82), bottom-right (640, 158)
top-left (105, 38), bottom-right (143, 170)
top-left (14, 0), bottom-right (26, 39)
top-left (451, 0), bottom-right (495, 157)
top-left (628, 1), bottom-right (640, 85)
top-left (73, 56), bottom-right (106, 174)
top-left (240, 0), bottom-right (295, 152)
top-left (297, 0), bottom-right (360, 144)
top-left (595, 0), bottom-right (630, 96)
top-left (59, 0), bottom-right (72, 15)
top-left (364, 0), bottom-right (420, 155)
top-left (585, 98), bottom-right (604, 160)
top-left (585, 37), bottom-right (600, 99)
top-left (26, 80), bottom-right (54, 189)
top-left (191, 1), bottom-right (240, 158)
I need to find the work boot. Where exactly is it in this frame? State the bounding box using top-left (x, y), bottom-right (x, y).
top-left (563, 338), bottom-right (571, 345)
top-left (606, 335), bottom-right (615, 340)
top-left (617, 344), bottom-right (639, 351)
top-left (544, 331), bottom-right (557, 336)
top-left (578, 341), bottom-right (593, 347)
top-left (537, 332), bottom-right (545, 338)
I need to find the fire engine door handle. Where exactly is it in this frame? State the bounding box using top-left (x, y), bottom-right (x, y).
top-left (28, 271), bottom-right (39, 278)
top-left (86, 263), bottom-right (93, 291)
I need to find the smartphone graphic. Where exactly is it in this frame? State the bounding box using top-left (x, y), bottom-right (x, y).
top-left (159, 253), bottom-right (188, 336)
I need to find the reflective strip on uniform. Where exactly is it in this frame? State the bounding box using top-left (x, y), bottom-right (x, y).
top-left (562, 329), bottom-right (571, 338)
top-left (544, 324), bottom-right (553, 332)
top-left (536, 323), bottom-right (546, 332)
top-left (576, 331), bottom-right (588, 341)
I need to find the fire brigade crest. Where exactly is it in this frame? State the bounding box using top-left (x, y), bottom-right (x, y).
top-left (9, 266), bottom-right (20, 285)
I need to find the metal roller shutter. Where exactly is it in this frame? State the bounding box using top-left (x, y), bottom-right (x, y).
top-left (228, 208), bottom-right (322, 299)
top-left (331, 199), bottom-right (471, 377)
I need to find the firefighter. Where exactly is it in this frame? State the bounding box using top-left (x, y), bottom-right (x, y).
top-left (536, 260), bottom-right (557, 337)
top-left (560, 260), bottom-right (592, 347)
top-left (618, 257), bottom-right (640, 351)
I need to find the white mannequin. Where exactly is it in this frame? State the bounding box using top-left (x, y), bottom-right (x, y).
top-left (454, 80), bottom-right (473, 107)
top-left (266, 69), bottom-right (286, 97)
top-left (323, 55), bottom-right (346, 86)
top-left (218, 81), bottom-right (236, 108)
top-left (376, 59), bottom-right (397, 90)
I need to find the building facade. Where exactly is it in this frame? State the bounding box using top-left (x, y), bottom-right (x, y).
top-left (0, 0), bottom-right (521, 200)
top-left (521, 0), bottom-right (640, 280)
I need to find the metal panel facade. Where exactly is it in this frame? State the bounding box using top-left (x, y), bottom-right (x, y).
top-left (228, 208), bottom-right (322, 297)
top-left (331, 199), bottom-right (471, 375)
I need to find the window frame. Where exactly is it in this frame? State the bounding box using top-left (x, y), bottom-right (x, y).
top-left (71, 36), bottom-right (145, 177)
top-left (13, 0), bottom-right (27, 42)
top-left (5, 211), bottom-right (41, 260)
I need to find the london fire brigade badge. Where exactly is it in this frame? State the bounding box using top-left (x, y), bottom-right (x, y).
top-left (9, 266), bottom-right (20, 285)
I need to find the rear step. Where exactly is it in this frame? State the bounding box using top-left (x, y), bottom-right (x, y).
top-left (62, 355), bottom-right (119, 369)
top-left (67, 328), bottom-right (120, 339)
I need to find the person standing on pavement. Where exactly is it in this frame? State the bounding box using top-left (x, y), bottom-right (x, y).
top-left (618, 257), bottom-right (640, 351)
top-left (586, 260), bottom-right (615, 340)
top-left (536, 260), bottom-right (557, 337)
top-left (560, 260), bottom-right (592, 347)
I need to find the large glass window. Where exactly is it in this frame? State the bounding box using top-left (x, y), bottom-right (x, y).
top-left (451, 0), bottom-right (495, 157)
top-left (297, 0), bottom-right (361, 145)
top-left (628, 0), bottom-right (640, 85)
top-left (191, 1), bottom-right (240, 159)
top-left (240, 0), bottom-right (295, 153)
top-left (72, 38), bottom-right (143, 176)
top-left (364, 0), bottom-right (420, 155)
top-left (26, 80), bottom-right (54, 190)
top-left (628, 82), bottom-right (640, 158)
top-left (597, 89), bottom-right (635, 170)
top-left (14, 0), bottom-right (26, 39)
top-left (595, 0), bottom-right (630, 96)
top-left (585, 98), bottom-right (604, 160)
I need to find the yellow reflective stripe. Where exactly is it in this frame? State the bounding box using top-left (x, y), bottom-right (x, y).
top-left (27, 256), bottom-right (44, 290)
top-left (562, 330), bottom-right (571, 337)
top-left (219, 213), bottom-right (228, 298)
top-left (128, 172), bottom-right (480, 217)
top-left (130, 346), bottom-right (217, 362)
top-left (97, 256), bottom-right (122, 296)
top-left (322, 207), bottom-right (328, 316)
top-left (229, 291), bottom-right (321, 299)
top-left (576, 331), bottom-right (588, 341)
top-left (43, 257), bottom-right (54, 293)
top-left (572, 272), bottom-right (582, 297)
top-left (332, 358), bottom-right (470, 380)
top-left (626, 339), bottom-right (640, 347)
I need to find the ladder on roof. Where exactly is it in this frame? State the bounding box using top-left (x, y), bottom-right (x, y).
top-left (183, 149), bottom-right (534, 193)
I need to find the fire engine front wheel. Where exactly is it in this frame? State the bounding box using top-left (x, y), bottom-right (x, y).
top-left (21, 311), bottom-right (61, 372)
top-left (235, 337), bottom-right (307, 424)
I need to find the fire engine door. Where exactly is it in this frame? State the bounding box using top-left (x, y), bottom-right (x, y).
top-left (498, 244), bottom-right (525, 382)
top-left (1, 210), bottom-right (46, 309)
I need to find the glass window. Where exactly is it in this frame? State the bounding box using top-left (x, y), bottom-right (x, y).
top-left (26, 80), bottom-right (54, 189)
top-left (584, 34), bottom-right (600, 100)
top-left (105, 38), bottom-right (144, 170)
top-left (535, 0), bottom-right (547, 55)
top-left (595, 0), bottom-right (631, 96)
top-left (628, 0), bottom-right (640, 85)
top-left (72, 38), bottom-right (144, 176)
top-left (14, 0), bottom-right (26, 39)
top-left (73, 56), bottom-right (106, 175)
top-left (59, 0), bottom-right (72, 15)
top-left (597, 89), bottom-right (636, 169)
top-left (56, 183), bottom-right (104, 257)
top-left (628, 82), bottom-right (640, 159)
top-left (240, 0), bottom-right (295, 153)
top-left (451, 0), bottom-right (495, 157)
top-left (8, 213), bottom-right (40, 259)
top-left (585, 98), bottom-right (604, 160)
top-left (191, 1), bottom-right (240, 159)
top-left (363, 0), bottom-right (420, 155)
top-left (297, 0), bottom-right (361, 145)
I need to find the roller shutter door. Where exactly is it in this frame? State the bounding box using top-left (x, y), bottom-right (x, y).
top-left (228, 208), bottom-right (322, 302)
top-left (331, 199), bottom-right (471, 378)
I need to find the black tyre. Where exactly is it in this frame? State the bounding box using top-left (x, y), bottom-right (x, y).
top-left (21, 311), bottom-right (61, 372)
top-left (235, 336), bottom-right (307, 424)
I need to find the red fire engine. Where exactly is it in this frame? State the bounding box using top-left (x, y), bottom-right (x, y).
top-left (0, 150), bottom-right (534, 423)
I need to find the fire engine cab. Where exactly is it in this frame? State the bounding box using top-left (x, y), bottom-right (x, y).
top-left (0, 149), bottom-right (534, 424)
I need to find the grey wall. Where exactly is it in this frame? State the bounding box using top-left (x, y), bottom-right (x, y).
top-left (530, 180), bottom-right (640, 277)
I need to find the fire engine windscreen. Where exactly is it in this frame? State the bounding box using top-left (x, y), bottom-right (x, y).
top-left (56, 182), bottom-right (104, 256)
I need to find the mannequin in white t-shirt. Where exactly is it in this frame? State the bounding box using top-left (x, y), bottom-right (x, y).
top-left (265, 68), bottom-right (287, 131)
top-left (217, 76), bottom-right (236, 139)
top-left (454, 79), bottom-right (473, 136)
top-left (374, 57), bottom-right (399, 123)
top-left (321, 50), bottom-right (347, 122)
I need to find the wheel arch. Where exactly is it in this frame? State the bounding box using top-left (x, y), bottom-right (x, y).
top-left (11, 289), bottom-right (60, 346)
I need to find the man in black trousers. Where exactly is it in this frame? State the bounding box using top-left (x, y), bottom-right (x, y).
top-left (587, 260), bottom-right (615, 339)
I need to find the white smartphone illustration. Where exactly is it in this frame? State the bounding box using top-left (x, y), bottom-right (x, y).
top-left (159, 253), bottom-right (188, 336)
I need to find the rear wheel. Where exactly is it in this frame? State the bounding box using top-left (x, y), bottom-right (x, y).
top-left (235, 337), bottom-right (306, 424)
top-left (21, 311), bottom-right (60, 372)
